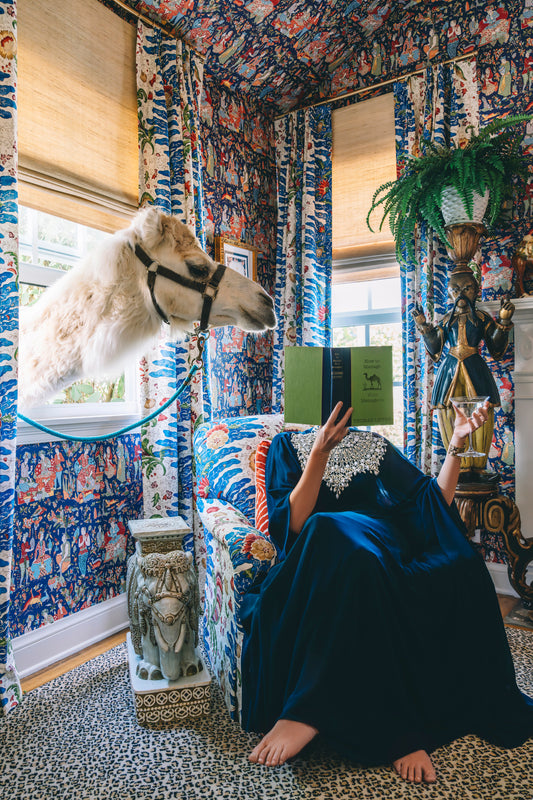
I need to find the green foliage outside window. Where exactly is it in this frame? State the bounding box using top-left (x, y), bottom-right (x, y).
top-left (19, 207), bottom-right (125, 405)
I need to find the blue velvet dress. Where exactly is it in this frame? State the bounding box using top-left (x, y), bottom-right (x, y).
top-left (240, 429), bottom-right (533, 764)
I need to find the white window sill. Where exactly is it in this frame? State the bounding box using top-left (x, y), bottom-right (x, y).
top-left (17, 407), bottom-right (143, 445)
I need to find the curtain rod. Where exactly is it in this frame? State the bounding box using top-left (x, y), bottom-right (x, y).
top-left (105, 0), bottom-right (204, 58)
top-left (276, 50), bottom-right (478, 119)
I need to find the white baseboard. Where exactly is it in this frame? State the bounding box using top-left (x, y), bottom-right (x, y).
top-left (12, 593), bottom-right (129, 679)
top-left (486, 561), bottom-right (533, 599)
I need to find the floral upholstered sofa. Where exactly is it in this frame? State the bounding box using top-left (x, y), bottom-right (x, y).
top-left (193, 413), bottom-right (305, 722)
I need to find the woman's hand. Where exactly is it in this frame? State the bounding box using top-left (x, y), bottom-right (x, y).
top-left (450, 398), bottom-right (490, 445)
top-left (311, 402), bottom-right (353, 459)
top-left (289, 402), bottom-right (352, 535)
top-left (438, 398), bottom-right (490, 505)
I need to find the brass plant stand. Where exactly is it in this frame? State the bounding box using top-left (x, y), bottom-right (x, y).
top-left (444, 222), bottom-right (486, 269)
top-left (443, 224), bottom-right (533, 606)
top-left (436, 222), bottom-right (494, 478)
top-left (455, 482), bottom-right (533, 606)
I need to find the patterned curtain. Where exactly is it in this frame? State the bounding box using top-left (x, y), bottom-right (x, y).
top-left (136, 23), bottom-right (209, 580)
top-left (271, 105), bottom-right (332, 412)
top-left (395, 59), bottom-right (479, 474)
top-left (0, 1), bottom-right (22, 714)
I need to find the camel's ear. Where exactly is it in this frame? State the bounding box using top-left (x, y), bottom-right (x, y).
top-left (162, 215), bottom-right (199, 252)
top-left (133, 206), bottom-right (169, 248)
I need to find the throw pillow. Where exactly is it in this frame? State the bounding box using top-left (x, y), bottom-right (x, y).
top-left (254, 438), bottom-right (271, 535)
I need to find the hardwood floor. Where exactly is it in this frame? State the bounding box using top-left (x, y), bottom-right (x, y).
top-left (20, 629), bottom-right (127, 693)
top-left (498, 594), bottom-right (521, 619)
top-left (20, 595), bottom-right (526, 693)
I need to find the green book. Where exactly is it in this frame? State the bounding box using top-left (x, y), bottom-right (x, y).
top-left (284, 346), bottom-right (394, 427)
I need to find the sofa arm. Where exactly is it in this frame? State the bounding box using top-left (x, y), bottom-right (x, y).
top-left (196, 495), bottom-right (276, 596)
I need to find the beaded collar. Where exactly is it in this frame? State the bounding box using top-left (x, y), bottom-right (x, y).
top-left (290, 428), bottom-right (387, 499)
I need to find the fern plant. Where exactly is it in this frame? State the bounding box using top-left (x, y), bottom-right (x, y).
top-left (367, 114), bottom-right (532, 263)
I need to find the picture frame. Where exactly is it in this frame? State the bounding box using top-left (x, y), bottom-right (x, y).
top-left (214, 236), bottom-right (258, 282)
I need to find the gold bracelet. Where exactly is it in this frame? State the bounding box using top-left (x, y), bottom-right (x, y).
top-left (447, 443), bottom-right (465, 458)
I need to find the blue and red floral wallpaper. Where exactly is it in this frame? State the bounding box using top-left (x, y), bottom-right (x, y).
top-left (201, 75), bottom-right (277, 420)
top-left (10, 77), bottom-right (278, 636)
top-left (11, 436), bottom-right (142, 637)
top-left (334, 2), bottom-right (532, 562)
top-left (118, 1), bottom-right (533, 116)
top-left (10, 0), bottom-right (533, 637)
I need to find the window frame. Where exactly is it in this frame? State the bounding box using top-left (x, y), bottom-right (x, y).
top-left (332, 253), bottom-right (403, 446)
top-left (17, 207), bottom-right (140, 445)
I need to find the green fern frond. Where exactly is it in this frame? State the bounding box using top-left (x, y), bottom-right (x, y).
top-left (366, 113), bottom-right (532, 259)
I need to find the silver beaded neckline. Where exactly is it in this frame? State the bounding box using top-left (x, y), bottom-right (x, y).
top-left (290, 428), bottom-right (387, 499)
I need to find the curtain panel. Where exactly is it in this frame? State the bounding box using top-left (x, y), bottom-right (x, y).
top-left (136, 23), bottom-right (209, 582)
top-left (0, 0), bottom-right (22, 714)
top-left (272, 105), bottom-right (333, 412)
top-left (395, 59), bottom-right (479, 474)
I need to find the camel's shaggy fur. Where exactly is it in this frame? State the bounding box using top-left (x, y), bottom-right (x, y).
top-left (19, 207), bottom-right (276, 408)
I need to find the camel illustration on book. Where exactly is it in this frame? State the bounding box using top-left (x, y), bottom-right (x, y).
top-left (19, 206), bottom-right (276, 408)
top-left (363, 372), bottom-right (382, 390)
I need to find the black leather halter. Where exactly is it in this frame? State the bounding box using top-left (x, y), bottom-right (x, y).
top-left (135, 244), bottom-right (226, 331)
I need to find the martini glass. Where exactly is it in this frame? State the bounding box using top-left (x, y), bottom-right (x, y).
top-left (452, 396), bottom-right (489, 458)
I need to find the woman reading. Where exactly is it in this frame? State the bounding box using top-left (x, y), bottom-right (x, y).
top-left (241, 401), bottom-right (533, 783)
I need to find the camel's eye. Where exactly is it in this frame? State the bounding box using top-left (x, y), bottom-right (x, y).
top-left (186, 260), bottom-right (210, 280)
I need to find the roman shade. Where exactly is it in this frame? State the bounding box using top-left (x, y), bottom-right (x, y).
top-left (332, 92), bottom-right (397, 263)
top-left (17, 0), bottom-right (138, 232)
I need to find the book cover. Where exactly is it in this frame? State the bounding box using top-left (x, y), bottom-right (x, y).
top-left (284, 346), bottom-right (393, 426)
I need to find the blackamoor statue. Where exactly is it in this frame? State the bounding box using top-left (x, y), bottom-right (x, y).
top-left (412, 265), bottom-right (514, 481)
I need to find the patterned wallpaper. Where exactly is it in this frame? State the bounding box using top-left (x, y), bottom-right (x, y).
top-left (201, 75), bottom-right (277, 419)
top-left (11, 436), bottom-right (142, 637)
top-left (471, 9), bottom-right (532, 546)
top-left (11, 0), bottom-right (533, 636)
top-left (335, 2), bottom-right (533, 561)
top-left (113, 1), bottom-right (533, 115)
top-left (112, 0), bottom-right (406, 112)
top-left (10, 76), bottom-right (276, 636)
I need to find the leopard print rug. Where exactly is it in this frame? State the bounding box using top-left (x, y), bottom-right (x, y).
top-left (1, 628), bottom-right (532, 800)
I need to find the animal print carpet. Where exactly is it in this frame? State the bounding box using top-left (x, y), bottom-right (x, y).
top-left (1, 629), bottom-right (532, 800)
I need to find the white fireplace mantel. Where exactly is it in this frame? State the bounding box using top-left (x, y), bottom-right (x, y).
top-left (512, 296), bottom-right (533, 540)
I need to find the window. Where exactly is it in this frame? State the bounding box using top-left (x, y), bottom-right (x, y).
top-left (332, 94), bottom-right (403, 448)
top-left (17, 0), bottom-right (138, 232)
top-left (17, 207), bottom-right (139, 445)
top-left (16, 0), bottom-right (140, 444)
top-left (332, 272), bottom-right (403, 449)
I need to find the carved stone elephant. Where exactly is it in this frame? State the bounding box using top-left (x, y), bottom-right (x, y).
top-left (127, 549), bottom-right (203, 681)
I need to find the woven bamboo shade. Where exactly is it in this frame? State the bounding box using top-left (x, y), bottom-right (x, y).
top-left (332, 93), bottom-right (397, 262)
top-left (17, 0), bottom-right (138, 232)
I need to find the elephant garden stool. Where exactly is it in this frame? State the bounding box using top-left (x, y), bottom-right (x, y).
top-left (126, 517), bottom-right (211, 729)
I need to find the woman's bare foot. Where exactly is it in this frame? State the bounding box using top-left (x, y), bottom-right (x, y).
top-left (249, 719), bottom-right (318, 766)
top-left (393, 750), bottom-right (437, 784)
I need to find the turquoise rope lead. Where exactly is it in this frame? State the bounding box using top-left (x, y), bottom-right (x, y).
top-left (17, 361), bottom-right (201, 443)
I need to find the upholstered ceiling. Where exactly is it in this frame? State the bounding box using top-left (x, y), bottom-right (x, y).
top-left (115, 0), bottom-right (469, 113)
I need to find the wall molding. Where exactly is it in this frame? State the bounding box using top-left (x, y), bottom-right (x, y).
top-left (12, 593), bottom-right (129, 678)
top-left (486, 561), bottom-right (533, 600)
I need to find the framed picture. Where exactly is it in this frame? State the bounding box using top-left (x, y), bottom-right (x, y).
top-left (214, 236), bottom-right (258, 281)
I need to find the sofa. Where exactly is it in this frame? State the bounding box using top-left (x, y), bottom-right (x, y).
top-left (193, 413), bottom-right (304, 721)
